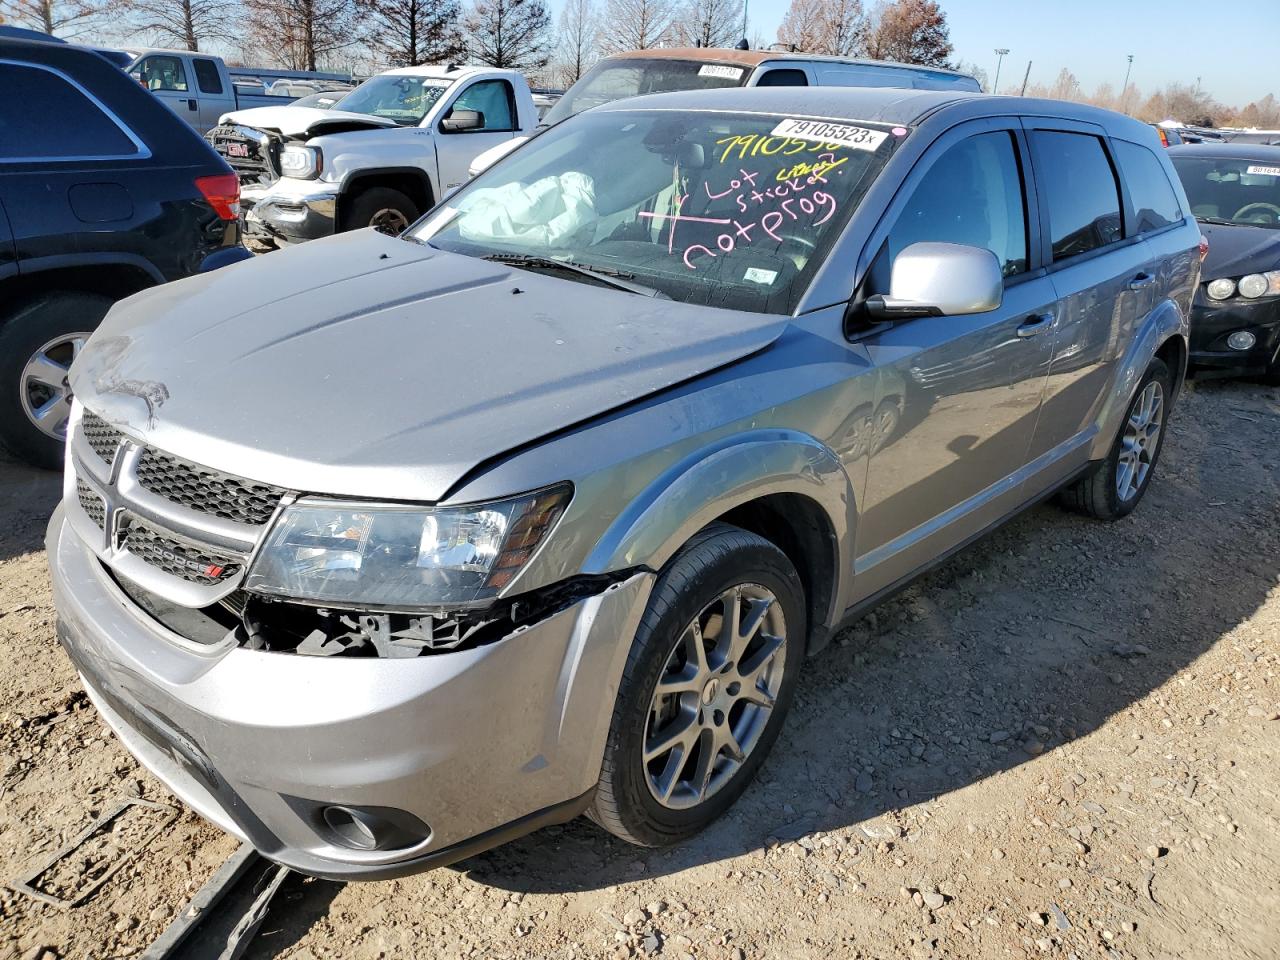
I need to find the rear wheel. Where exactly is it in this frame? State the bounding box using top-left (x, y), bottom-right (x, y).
top-left (0, 291), bottom-right (113, 469)
top-left (1059, 356), bottom-right (1172, 520)
top-left (345, 187), bottom-right (420, 236)
top-left (589, 523), bottom-right (805, 847)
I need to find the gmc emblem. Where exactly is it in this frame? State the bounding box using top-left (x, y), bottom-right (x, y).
top-left (225, 142), bottom-right (250, 158)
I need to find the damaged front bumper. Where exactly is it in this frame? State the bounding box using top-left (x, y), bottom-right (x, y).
top-left (47, 506), bottom-right (654, 880)
top-left (241, 179), bottom-right (340, 248)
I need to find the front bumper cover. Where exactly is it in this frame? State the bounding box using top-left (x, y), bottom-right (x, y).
top-left (1188, 293), bottom-right (1280, 378)
top-left (241, 179), bottom-right (341, 247)
top-left (47, 505), bottom-right (653, 880)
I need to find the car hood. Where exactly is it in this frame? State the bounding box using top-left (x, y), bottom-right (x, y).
top-left (71, 231), bottom-right (788, 503)
top-left (219, 105), bottom-right (399, 137)
top-left (1199, 220), bottom-right (1280, 279)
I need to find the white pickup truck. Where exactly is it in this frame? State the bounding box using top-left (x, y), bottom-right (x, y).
top-left (126, 49), bottom-right (351, 135)
top-left (208, 65), bottom-right (538, 248)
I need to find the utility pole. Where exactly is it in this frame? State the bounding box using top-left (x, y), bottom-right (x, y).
top-left (742, 0), bottom-right (748, 46)
top-left (993, 48), bottom-right (1009, 94)
top-left (1120, 54), bottom-right (1134, 111)
top-left (1020, 60), bottom-right (1032, 96)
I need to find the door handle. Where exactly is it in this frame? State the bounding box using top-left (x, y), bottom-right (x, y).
top-left (1128, 272), bottom-right (1155, 291)
top-left (1016, 312), bottom-right (1054, 338)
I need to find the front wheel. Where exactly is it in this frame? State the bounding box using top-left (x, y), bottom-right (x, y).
top-left (589, 523), bottom-right (806, 847)
top-left (1059, 356), bottom-right (1172, 520)
top-left (345, 187), bottom-right (420, 236)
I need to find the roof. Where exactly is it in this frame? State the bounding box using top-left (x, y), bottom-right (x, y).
top-left (1167, 142), bottom-right (1280, 160)
top-left (605, 47), bottom-right (976, 80)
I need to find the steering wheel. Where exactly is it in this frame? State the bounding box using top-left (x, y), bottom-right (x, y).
top-left (1233, 202), bottom-right (1280, 224)
top-left (777, 232), bottom-right (816, 254)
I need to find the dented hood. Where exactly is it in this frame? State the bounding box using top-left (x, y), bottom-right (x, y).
top-left (71, 231), bottom-right (787, 503)
top-left (219, 105), bottom-right (399, 137)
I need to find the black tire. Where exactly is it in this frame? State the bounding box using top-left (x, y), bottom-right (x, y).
top-left (0, 291), bottom-right (114, 470)
top-left (589, 522), bottom-right (806, 847)
top-left (344, 187), bottom-right (420, 236)
top-left (1059, 356), bottom-right (1172, 520)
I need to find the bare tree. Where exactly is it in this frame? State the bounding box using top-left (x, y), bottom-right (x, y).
top-left (777, 0), bottom-right (864, 57)
top-left (464, 0), bottom-right (551, 70)
top-left (864, 0), bottom-right (952, 67)
top-left (361, 0), bottom-right (464, 66)
top-left (244, 0), bottom-right (362, 70)
top-left (118, 0), bottom-right (237, 50)
top-left (670, 0), bottom-right (738, 49)
top-left (1, 0), bottom-right (112, 38)
top-left (554, 0), bottom-right (597, 85)
top-left (598, 0), bottom-right (675, 52)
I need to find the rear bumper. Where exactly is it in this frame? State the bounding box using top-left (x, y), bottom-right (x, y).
top-left (241, 180), bottom-right (340, 247)
top-left (47, 505), bottom-right (653, 879)
top-left (1188, 295), bottom-right (1280, 378)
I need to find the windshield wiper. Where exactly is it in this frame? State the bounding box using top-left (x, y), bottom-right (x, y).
top-left (1195, 215), bottom-right (1239, 226)
top-left (482, 253), bottom-right (669, 298)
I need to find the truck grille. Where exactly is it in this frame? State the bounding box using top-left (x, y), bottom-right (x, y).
top-left (118, 516), bottom-right (240, 586)
top-left (77, 479), bottom-right (106, 530)
top-left (82, 411), bottom-right (125, 467)
top-left (136, 447), bottom-right (285, 526)
top-left (208, 123), bottom-right (279, 187)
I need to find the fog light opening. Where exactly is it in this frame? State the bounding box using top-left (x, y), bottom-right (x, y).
top-left (1227, 330), bottom-right (1257, 351)
top-left (322, 805), bottom-right (379, 851)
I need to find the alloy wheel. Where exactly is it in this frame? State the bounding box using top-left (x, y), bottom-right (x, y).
top-left (20, 332), bottom-right (89, 441)
top-left (1116, 380), bottom-right (1164, 502)
top-left (643, 583), bottom-right (787, 810)
top-left (369, 208), bottom-right (410, 235)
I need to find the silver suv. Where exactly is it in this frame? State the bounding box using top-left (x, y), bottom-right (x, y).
top-left (49, 87), bottom-right (1201, 879)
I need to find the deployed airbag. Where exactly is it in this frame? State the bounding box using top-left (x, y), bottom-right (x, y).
top-left (458, 173), bottom-right (596, 246)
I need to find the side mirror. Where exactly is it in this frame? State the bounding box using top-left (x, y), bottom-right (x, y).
top-left (442, 109), bottom-right (484, 132)
top-left (866, 242), bottom-right (1003, 319)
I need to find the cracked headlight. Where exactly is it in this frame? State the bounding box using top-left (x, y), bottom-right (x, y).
top-left (245, 484), bottom-right (571, 609)
top-left (280, 144), bottom-right (321, 179)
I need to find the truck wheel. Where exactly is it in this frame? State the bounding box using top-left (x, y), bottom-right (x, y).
top-left (0, 291), bottom-right (113, 470)
top-left (589, 523), bottom-right (805, 847)
top-left (346, 188), bottom-right (419, 236)
top-left (1059, 356), bottom-right (1172, 521)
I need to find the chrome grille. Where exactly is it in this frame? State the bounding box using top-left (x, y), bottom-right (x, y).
top-left (76, 479), bottom-right (106, 530)
top-left (136, 448), bottom-right (284, 526)
top-left (81, 411), bottom-right (124, 467)
top-left (208, 124), bottom-right (279, 187)
top-left (117, 516), bottom-right (239, 586)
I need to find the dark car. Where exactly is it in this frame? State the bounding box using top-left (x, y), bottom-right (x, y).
top-left (1168, 143), bottom-right (1280, 379)
top-left (1151, 124), bottom-right (1183, 147)
top-left (0, 36), bottom-right (252, 468)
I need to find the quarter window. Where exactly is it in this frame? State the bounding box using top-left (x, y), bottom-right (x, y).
top-left (192, 58), bottom-right (223, 95)
top-left (0, 63), bottom-right (140, 160)
top-left (1032, 131), bottom-right (1123, 261)
top-left (888, 130), bottom-right (1029, 278)
top-left (448, 80), bottom-right (515, 132)
top-left (756, 69), bottom-right (808, 87)
top-left (131, 54), bottom-right (188, 92)
top-left (1112, 139), bottom-right (1182, 234)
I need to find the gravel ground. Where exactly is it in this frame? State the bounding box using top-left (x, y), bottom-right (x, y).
top-left (1, 378), bottom-right (1277, 960)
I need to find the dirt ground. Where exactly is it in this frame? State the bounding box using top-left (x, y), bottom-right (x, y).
top-left (1, 378), bottom-right (1276, 960)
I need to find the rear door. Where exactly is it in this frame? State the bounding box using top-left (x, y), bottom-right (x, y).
top-left (189, 56), bottom-right (233, 133)
top-left (433, 78), bottom-right (521, 194)
top-left (1020, 121), bottom-right (1154, 486)
top-left (854, 119), bottom-right (1059, 598)
top-left (129, 54), bottom-right (199, 127)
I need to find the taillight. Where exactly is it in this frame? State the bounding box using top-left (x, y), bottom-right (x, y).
top-left (1157, 128), bottom-right (1170, 147)
top-left (1198, 234), bottom-right (1209, 262)
top-left (195, 173), bottom-right (240, 221)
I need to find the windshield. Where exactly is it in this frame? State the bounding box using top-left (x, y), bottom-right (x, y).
top-left (1172, 155), bottom-right (1280, 229)
top-left (332, 75), bottom-right (451, 125)
top-left (412, 109), bottom-right (906, 314)
top-left (541, 58), bottom-right (752, 128)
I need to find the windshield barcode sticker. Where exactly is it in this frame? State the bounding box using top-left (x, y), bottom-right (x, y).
top-left (1246, 164), bottom-right (1280, 176)
top-left (699, 64), bottom-right (744, 80)
top-left (771, 119), bottom-right (888, 151)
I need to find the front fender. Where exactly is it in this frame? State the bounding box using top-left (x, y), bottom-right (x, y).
top-left (582, 430), bottom-right (857, 628)
top-left (1089, 298), bottom-right (1189, 461)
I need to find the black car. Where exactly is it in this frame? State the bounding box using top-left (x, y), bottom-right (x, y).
top-left (0, 35), bottom-right (251, 468)
top-left (1168, 143), bottom-right (1280, 380)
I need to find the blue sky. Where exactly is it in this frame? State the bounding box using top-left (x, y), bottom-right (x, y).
top-left (556, 0), bottom-right (1273, 107)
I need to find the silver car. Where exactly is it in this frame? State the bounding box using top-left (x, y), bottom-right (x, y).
top-left (49, 87), bottom-right (1201, 879)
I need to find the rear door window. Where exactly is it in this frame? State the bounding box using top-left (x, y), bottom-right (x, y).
top-left (192, 58), bottom-right (223, 95)
top-left (1113, 140), bottom-right (1182, 234)
top-left (1031, 131), bottom-right (1123, 261)
top-left (0, 63), bottom-right (141, 160)
top-left (888, 130), bottom-right (1029, 278)
top-left (755, 68), bottom-right (808, 87)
